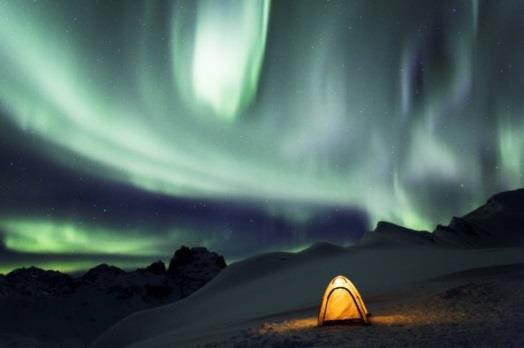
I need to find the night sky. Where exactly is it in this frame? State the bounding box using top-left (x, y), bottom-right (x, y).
top-left (0, 0), bottom-right (523, 273)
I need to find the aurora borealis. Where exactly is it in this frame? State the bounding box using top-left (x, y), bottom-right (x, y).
top-left (173, 0), bottom-right (271, 120)
top-left (0, 0), bottom-right (523, 273)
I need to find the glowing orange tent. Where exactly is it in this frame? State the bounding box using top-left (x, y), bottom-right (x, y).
top-left (318, 275), bottom-right (369, 326)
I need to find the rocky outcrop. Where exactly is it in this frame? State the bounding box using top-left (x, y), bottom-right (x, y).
top-left (360, 188), bottom-right (524, 248)
top-left (142, 260), bottom-right (167, 275)
top-left (168, 246), bottom-right (227, 297)
top-left (4, 266), bottom-right (74, 296)
top-left (80, 264), bottom-right (126, 289)
top-left (168, 246), bottom-right (227, 271)
top-left (433, 189), bottom-right (524, 247)
top-left (0, 246), bottom-right (227, 301)
top-left (0, 247), bottom-right (226, 347)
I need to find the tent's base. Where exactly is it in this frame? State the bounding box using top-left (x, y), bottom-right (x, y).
top-left (318, 319), bottom-right (370, 327)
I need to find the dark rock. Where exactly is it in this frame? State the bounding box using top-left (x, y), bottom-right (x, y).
top-left (80, 264), bottom-right (125, 290)
top-left (106, 270), bottom-right (168, 300)
top-left (5, 266), bottom-right (73, 296)
top-left (143, 261), bottom-right (166, 275)
top-left (168, 246), bottom-right (193, 270)
top-left (433, 189), bottom-right (524, 247)
top-left (168, 246), bottom-right (227, 274)
top-left (0, 247), bottom-right (226, 303)
top-left (0, 247), bottom-right (227, 346)
top-left (215, 255), bottom-right (227, 269)
top-left (82, 264), bottom-right (125, 280)
top-left (168, 246), bottom-right (227, 296)
top-left (359, 188), bottom-right (524, 248)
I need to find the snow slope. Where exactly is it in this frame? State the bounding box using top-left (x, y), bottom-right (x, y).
top-left (93, 245), bottom-right (524, 347)
top-left (94, 189), bottom-right (524, 347)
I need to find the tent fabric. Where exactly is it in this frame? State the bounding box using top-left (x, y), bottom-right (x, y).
top-left (317, 275), bottom-right (369, 326)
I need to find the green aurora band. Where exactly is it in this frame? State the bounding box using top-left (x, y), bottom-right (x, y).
top-left (0, 219), bottom-right (218, 273)
top-left (1, 220), bottom-right (164, 256)
top-left (0, 1), bottom-right (523, 272)
top-left (172, 0), bottom-right (271, 121)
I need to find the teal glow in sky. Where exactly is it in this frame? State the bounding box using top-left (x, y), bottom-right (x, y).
top-left (173, 0), bottom-right (271, 121)
top-left (0, 0), bottom-right (524, 272)
top-left (1, 220), bottom-right (164, 256)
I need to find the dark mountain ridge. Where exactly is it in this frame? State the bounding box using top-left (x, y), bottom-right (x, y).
top-left (361, 188), bottom-right (524, 247)
top-left (0, 246), bottom-right (226, 345)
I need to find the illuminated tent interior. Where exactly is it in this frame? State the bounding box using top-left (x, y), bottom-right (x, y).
top-left (318, 275), bottom-right (369, 326)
